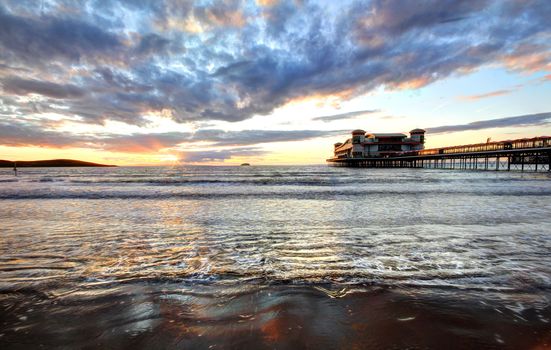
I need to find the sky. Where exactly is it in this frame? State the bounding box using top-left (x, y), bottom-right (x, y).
top-left (0, 0), bottom-right (550, 165)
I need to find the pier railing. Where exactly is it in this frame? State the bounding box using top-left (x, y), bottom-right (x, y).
top-left (412, 136), bottom-right (551, 156)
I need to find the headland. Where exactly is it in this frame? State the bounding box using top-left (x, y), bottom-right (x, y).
top-left (0, 159), bottom-right (116, 167)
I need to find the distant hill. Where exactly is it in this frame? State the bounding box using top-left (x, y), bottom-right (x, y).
top-left (0, 159), bottom-right (116, 167)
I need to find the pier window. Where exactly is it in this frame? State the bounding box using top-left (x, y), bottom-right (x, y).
top-left (378, 144), bottom-right (402, 151)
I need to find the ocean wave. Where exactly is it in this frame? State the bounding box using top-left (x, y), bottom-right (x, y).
top-left (1, 188), bottom-right (551, 200)
top-left (35, 177), bottom-right (66, 182)
top-left (0, 179), bottom-right (18, 183)
top-left (2, 271), bottom-right (549, 296)
top-left (26, 176), bottom-right (551, 187)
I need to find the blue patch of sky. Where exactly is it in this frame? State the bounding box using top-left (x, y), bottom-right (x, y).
top-left (355, 67), bottom-right (551, 128)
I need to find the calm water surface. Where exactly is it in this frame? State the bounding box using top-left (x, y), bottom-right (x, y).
top-left (1, 166), bottom-right (551, 349)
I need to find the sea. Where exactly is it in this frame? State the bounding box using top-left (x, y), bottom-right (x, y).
top-left (1, 165), bottom-right (551, 349)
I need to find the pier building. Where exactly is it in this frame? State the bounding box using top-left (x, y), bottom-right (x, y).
top-left (333, 129), bottom-right (425, 159)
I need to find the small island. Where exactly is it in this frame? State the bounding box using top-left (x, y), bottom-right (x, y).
top-left (0, 159), bottom-right (116, 167)
top-left (240, 163), bottom-right (251, 166)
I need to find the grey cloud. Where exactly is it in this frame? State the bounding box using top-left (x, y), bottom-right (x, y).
top-left (93, 68), bottom-right (153, 94)
top-left (2, 77), bottom-right (85, 99)
top-left (0, 118), bottom-right (190, 151)
top-left (100, 128), bottom-right (344, 152)
top-left (180, 148), bottom-right (265, 163)
top-left (312, 110), bottom-right (380, 122)
top-left (0, 118), bottom-right (344, 151)
top-left (0, 7), bottom-right (124, 66)
top-left (427, 112), bottom-right (551, 134)
top-left (191, 129), bottom-right (346, 146)
top-left (0, 119), bottom-right (83, 148)
top-left (358, 0), bottom-right (489, 35)
top-left (135, 34), bottom-right (171, 56)
top-left (96, 132), bottom-right (192, 153)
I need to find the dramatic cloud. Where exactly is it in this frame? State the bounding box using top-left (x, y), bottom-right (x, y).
top-left (0, 0), bottom-right (549, 128)
top-left (312, 110), bottom-right (380, 122)
top-left (427, 112), bottom-right (551, 134)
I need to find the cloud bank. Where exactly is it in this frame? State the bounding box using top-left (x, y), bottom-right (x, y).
top-left (0, 117), bottom-right (344, 153)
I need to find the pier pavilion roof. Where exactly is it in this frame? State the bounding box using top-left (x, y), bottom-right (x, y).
top-left (366, 133), bottom-right (407, 138)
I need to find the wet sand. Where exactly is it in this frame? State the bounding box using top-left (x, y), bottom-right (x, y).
top-left (2, 283), bottom-right (550, 349)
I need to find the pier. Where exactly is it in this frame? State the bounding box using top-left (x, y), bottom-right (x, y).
top-left (327, 136), bottom-right (551, 172)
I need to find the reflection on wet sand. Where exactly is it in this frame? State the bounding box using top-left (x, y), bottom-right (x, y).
top-left (2, 284), bottom-right (551, 349)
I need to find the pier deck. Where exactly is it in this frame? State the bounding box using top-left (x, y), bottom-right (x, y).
top-left (327, 137), bottom-right (551, 172)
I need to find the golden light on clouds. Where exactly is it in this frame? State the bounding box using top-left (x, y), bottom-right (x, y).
top-left (387, 76), bottom-right (432, 90)
top-left (256, 0), bottom-right (279, 6)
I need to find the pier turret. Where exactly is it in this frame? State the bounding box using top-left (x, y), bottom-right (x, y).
top-left (351, 130), bottom-right (366, 157)
top-left (410, 129), bottom-right (425, 144)
top-left (351, 129), bottom-right (366, 144)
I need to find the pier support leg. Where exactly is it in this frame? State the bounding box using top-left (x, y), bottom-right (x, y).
top-left (496, 157), bottom-right (500, 171)
top-left (521, 155), bottom-right (524, 172)
top-left (507, 156), bottom-right (511, 171)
